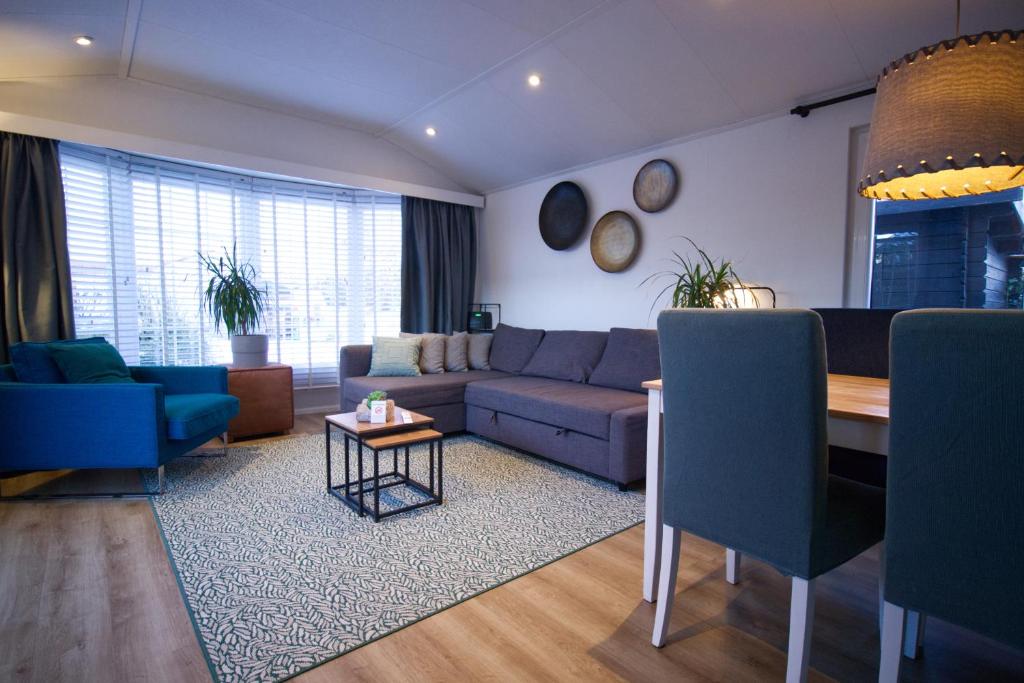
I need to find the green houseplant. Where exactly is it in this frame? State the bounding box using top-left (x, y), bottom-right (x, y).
top-left (199, 244), bottom-right (269, 368)
top-left (643, 237), bottom-right (753, 312)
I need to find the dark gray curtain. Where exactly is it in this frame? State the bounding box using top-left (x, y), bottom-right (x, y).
top-left (401, 196), bottom-right (477, 334)
top-left (0, 132), bottom-right (75, 363)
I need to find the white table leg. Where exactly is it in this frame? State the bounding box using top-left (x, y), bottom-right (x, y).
top-left (643, 388), bottom-right (663, 603)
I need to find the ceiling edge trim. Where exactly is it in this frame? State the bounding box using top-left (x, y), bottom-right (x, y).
top-left (0, 110), bottom-right (485, 207)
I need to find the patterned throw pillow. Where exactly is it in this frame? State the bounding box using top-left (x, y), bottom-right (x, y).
top-left (399, 332), bottom-right (446, 374)
top-left (367, 337), bottom-right (422, 377)
top-left (445, 332), bottom-right (469, 372)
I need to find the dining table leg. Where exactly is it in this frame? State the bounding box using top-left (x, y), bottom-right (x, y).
top-left (643, 387), bottom-right (663, 603)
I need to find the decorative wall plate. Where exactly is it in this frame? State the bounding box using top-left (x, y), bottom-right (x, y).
top-left (539, 181), bottom-right (588, 250)
top-left (633, 159), bottom-right (678, 213)
top-left (591, 211), bottom-right (640, 273)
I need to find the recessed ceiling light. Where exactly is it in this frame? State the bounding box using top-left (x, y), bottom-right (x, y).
top-left (425, 126), bottom-right (437, 137)
top-left (527, 73), bottom-right (542, 88)
top-left (74, 35), bottom-right (94, 47)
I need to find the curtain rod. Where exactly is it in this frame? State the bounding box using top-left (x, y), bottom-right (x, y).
top-left (790, 87), bottom-right (876, 118)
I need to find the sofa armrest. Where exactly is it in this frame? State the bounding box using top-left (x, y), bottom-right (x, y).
top-left (339, 345), bottom-right (372, 410)
top-left (339, 345), bottom-right (372, 381)
top-left (608, 404), bottom-right (649, 486)
top-left (130, 365), bottom-right (228, 395)
top-left (0, 382), bottom-right (166, 470)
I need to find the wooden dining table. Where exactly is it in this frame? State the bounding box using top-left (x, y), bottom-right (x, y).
top-left (641, 373), bottom-right (890, 604)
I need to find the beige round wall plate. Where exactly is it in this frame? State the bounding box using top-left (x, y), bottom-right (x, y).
top-left (591, 211), bottom-right (640, 273)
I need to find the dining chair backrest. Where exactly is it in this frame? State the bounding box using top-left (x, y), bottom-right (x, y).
top-left (656, 309), bottom-right (828, 578)
top-left (888, 309), bottom-right (1024, 650)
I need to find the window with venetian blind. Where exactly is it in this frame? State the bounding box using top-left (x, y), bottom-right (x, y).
top-left (59, 143), bottom-right (402, 387)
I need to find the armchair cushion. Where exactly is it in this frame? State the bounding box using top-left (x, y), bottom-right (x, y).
top-left (9, 336), bottom-right (106, 383)
top-left (164, 393), bottom-right (240, 440)
top-left (47, 341), bottom-right (134, 384)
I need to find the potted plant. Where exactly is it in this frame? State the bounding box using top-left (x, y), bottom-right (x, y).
top-left (642, 237), bottom-right (755, 312)
top-left (199, 243), bottom-right (269, 368)
top-left (356, 390), bottom-right (395, 423)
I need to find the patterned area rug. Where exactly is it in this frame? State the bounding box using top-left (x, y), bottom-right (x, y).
top-left (150, 433), bottom-right (644, 683)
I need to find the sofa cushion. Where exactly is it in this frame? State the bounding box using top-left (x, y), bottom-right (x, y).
top-left (9, 336), bottom-right (107, 384)
top-left (367, 336), bottom-right (421, 377)
top-left (47, 341), bottom-right (134, 384)
top-left (521, 330), bottom-right (608, 383)
top-left (344, 370), bottom-right (511, 410)
top-left (400, 333), bottom-right (446, 374)
top-left (164, 393), bottom-right (240, 440)
top-left (445, 331), bottom-right (469, 372)
top-left (465, 376), bottom-right (647, 440)
top-left (489, 324), bottom-right (544, 373)
top-left (468, 333), bottom-right (492, 370)
top-left (588, 327), bottom-right (660, 393)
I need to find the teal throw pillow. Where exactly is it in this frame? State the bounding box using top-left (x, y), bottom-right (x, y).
top-left (47, 341), bottom-right (135, 384)
top-left (367, 337), bottom-right (421, 377)
top-left (9, 336), bottom-right (107, 383)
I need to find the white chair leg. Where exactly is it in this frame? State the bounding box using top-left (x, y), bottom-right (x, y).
top-left (786, 577), bottom-right (816, 683)
top-left (879, 600), bottom-right (906, 683)
top-left (903, 611), bottom-right (925, 659)
top-left (651, 525), bottom-right (682, 647)
top-left (726, 548), bottom-right (740, 585)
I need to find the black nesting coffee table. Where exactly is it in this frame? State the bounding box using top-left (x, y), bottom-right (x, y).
top-left (324, 409), bottom-right (444, 522)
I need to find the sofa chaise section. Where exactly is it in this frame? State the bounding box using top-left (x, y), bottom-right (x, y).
top-left (338, 344), bottom-right (509, 432)
top-left (465, 376), bottom-right (648, 485)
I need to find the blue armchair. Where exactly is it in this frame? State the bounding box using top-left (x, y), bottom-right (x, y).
top-left (0, 364), bottom-right (239, 495)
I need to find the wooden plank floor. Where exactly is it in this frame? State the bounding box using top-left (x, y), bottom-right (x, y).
top-left (2, 413), bottom-right (1022, 682)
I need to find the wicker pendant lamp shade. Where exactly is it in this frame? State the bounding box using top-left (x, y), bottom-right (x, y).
top-left (859, 30), bottom-right (1024, 201)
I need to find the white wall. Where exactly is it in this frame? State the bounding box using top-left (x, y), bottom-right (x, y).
top-left (0, 75), bottom-right (482, 207)
top-left (477, 96), bottom-right (875, 330)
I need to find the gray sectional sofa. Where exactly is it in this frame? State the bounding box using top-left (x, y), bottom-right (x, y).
top-left (338, 324), bottom-right (660, 488)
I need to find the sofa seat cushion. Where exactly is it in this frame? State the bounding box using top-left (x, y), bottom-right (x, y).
top-left (164, 393), bottom-right (240, 440)
top-left (344, 370), bottom-right (511, 410)
top-left (465, 376), bottom-right (647, 440)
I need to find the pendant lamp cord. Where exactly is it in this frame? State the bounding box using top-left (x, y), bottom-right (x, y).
top-left (955, 0), bottom-right (960, 37)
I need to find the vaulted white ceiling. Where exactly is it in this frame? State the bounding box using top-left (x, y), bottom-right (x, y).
top-left (2, 0), bottom-right (1022, 194)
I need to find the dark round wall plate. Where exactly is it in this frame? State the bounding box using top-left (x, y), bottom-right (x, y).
top-left (591, 210), bottom-right (640, 273)
top-left (539, 181), bottom-right (588, 250)
top-left (633, 159), bottom-right (678, 213)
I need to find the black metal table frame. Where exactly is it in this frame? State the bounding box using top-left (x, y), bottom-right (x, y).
top-left (325, 421), bottom-right (444, 522)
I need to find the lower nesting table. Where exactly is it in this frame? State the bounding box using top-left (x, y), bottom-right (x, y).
top-left (324, 409), bottom-right (444, 522)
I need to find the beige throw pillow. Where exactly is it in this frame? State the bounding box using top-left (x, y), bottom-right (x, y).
top-left (445, 331), bottom-right (469, 372)
top-left (467, 333), bottom-right (492, 370)
top-left (399, 332), bottom-right (446, 374)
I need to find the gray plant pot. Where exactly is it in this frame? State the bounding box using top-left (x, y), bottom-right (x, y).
top-left (230, 334), bottom-right (269, 368)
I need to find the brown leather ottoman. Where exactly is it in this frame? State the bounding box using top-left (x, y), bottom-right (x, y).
top-left (226, 363), bottom-right (294, 442)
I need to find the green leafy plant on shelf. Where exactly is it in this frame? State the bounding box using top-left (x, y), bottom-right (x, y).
top-left (642, 236), bottom-right (752, 313)
top-left (365, 390), bottom-right (388, 404)
top-left (198, 243), bottom-right (267, 336)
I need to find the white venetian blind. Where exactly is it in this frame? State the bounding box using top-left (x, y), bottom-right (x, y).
top-left (59, 143), bottom-right (402, 387)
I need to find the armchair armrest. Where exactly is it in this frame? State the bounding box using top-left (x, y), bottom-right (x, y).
top-left (0, 382), bottom-right (166, 470)
top-left (130, 365), bottom-right (228, 395)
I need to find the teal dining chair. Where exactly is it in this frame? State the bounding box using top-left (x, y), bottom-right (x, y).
top-left (880, 309), bottom-right (1024, 681)
top-left (653, 309), bottom-right (886, 683)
